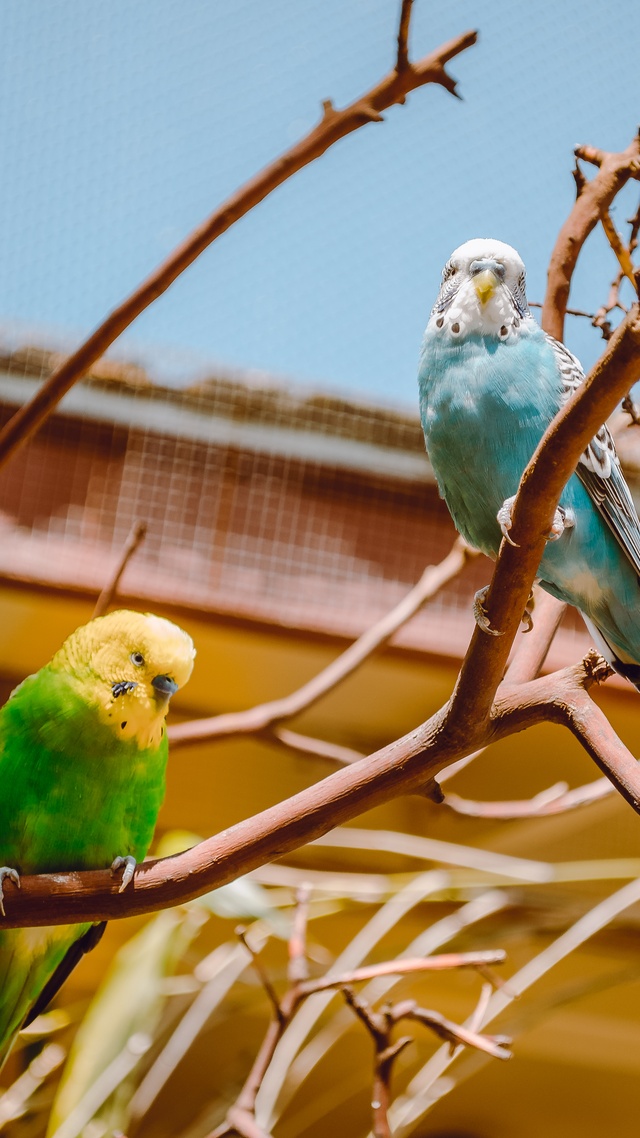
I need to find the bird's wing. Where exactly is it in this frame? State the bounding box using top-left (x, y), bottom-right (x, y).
top-left (547, 334), bottom-right (640, 577)
top-left (21, 922), bottom-right (107, 1028)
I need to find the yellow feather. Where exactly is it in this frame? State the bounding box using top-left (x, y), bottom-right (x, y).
top-left (49, 610), bottom-right (195, 750)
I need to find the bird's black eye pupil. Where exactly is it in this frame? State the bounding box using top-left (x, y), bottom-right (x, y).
top-left (131, 652), bottom-right (145, 667)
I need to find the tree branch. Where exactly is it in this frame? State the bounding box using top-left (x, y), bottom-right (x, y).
top-left (169, 538), bottom-right (475, 749)
top-left (91, 520), bottom-right (147, 619)
top-left (443, 305), bottom-right (640, 748)
top-left (0, 650), bottom-right (625, 929)
top-left (341, 981), bottom-right (510, 1138)
top-left (396, 0), bottom-right (413, 75)
top-left (444, 775), bottom-right (613, 819)
top-left (600, 209), bottom-right (639, 292)
top-left (491, 654), bottom-right (640, 812)
top-left (2, 147), bottom-right (640, 930)
top-left (542, 132), bottom-right (640, 341)
top-left (0, 15), bottom-right (476, 470)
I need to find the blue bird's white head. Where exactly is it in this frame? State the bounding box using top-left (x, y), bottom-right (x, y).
top-left (429, 238), bottom-right (531, 341)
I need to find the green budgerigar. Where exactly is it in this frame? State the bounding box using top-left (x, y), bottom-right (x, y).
top-left (0, 609), bottom-right (195, 1066)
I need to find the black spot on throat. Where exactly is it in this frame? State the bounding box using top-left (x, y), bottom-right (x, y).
top-left (121, 721), bottom-right (127, 729)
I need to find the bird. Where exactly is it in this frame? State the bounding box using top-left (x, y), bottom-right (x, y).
top-left (418, 237), bottom-right (640, 685)
top-left (0, 609), bottom-right (195, 1065)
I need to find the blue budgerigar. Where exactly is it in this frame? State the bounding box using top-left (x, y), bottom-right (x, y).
top-left (418, 237), bottom-right (640, 686)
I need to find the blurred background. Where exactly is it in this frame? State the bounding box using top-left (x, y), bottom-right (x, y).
top-left (1, 2), bottom-right (640, 1137)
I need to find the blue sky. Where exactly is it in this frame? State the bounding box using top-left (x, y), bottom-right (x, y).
top-left (0, 0), bottom-right (638, 406)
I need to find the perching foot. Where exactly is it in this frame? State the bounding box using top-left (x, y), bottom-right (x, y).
top-left (498, 497), bottom-right (575, 545)
top-left (111, 855), bottom-right (137, 893)
top-left (546, 505), bottom-right (575, 542)
top-left (473, 585), bottom-right (504, 637)
top-left (0, 867), bottom-right (21, 917)
top-left (497, 495), bottom-right (519, 547)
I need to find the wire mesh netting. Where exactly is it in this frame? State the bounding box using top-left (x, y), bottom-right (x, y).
top-left (0, 334), bottom-right (609, 663)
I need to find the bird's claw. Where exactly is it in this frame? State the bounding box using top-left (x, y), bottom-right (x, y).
top-left (498, 497), bottom-right (575, 545)
top-left (0, 867), bottom-right (21, 918)
top-left (473, 585), bottom-right (504, 637)
top-left (111, 855), bottom-right (137, 893)
top-left (546, 505), bottom-right (575, 542)
top-left (497, 495), bottom-right (519, 547)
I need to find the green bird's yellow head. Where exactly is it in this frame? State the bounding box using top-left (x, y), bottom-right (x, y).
top-left (49, 610), bottom-right (196, 749)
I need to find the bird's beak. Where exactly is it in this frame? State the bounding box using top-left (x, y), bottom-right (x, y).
top-left (474, 269), bottom-right (497, 306)
top-left (152, 674), bottom-right (179, 703)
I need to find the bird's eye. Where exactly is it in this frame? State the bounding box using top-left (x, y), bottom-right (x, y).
top-left (442, 262), bottom-right (456, 282)
top-left (130, 651), bottom-right (145, 667)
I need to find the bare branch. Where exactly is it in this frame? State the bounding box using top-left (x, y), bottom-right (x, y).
top-left (2, 308), bottom-right (640, 928)
top-left (388, 877), bottom-right (640, 1135)
top-left (270, 728), bottom-right (364, 766)
top-left (298, 951), bottom-right (507, 995)
top-left (444, 306), bottom-right (640, 747)
top-left (444, 775), bottom-right (613, 819)
top-left (491, 654), bottom-right (640, 811)
top-left (403, 1005), bottom-right (511, 1060)
top-left (342, 979), bottom-right (510, 1138)
top-left (0, 653), bottom-right (628, 929)
top-left (574, 143), bottom-right (606, 167)
top-left (437, 589), bottom-right (565, 787)
top-left (600, 209), bottom-right (639, 292)
top-left (341, 987), bottom-right (410, 1138)
top-left (0, 26), bottom-right (476, 470)
top-left (236, 928), bottom-right (283, 1023)
top-left (542, 132), bottom-right (640, 341)
top-left (91, 520), bottom-right (147, 619)
top-left (169, 538), bottom-right (475, 750)
top-left (501, 589), bottom-right (566, 686)
top-left (529, 301), bottom-right (598, 320)
top-left (396, 0), bottom-right (413, 75)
